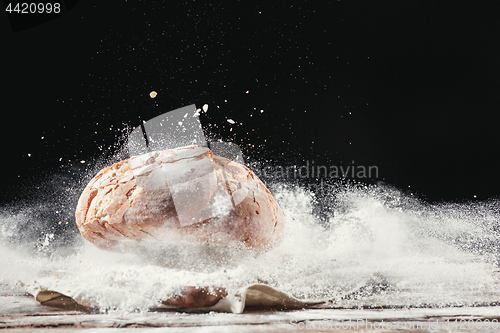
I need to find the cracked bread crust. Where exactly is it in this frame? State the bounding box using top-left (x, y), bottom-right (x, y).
top-left (75, 146), bottom-right (285, 252)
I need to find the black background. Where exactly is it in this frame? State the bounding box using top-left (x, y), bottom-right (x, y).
top-left (2, 0), bottom-right (499, 205)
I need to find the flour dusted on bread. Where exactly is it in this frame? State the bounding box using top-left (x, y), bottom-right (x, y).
top-left (75, 146), bottom-right (285, 252)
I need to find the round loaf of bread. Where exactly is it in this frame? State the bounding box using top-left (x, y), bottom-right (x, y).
top-left (75, 146), bottom-right (285, 252)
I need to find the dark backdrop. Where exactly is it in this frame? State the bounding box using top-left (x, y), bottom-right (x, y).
top-left (2, 0), bottom-right (499, 205)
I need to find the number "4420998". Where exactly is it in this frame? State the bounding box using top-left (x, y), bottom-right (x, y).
top-left (5, 3), bottom-right (61, 14)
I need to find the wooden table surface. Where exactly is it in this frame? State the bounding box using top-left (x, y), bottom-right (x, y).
top-left (3, 287), bottom-right (500, 332)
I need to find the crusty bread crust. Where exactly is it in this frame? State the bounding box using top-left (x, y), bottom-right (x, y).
top-left (75, 146), bottom-right (285, 252)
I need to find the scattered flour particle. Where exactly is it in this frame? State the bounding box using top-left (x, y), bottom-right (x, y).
top-left (227, 119), bottom-right (236, 124)
top-left (202, 104), bottom-right (208, 112)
